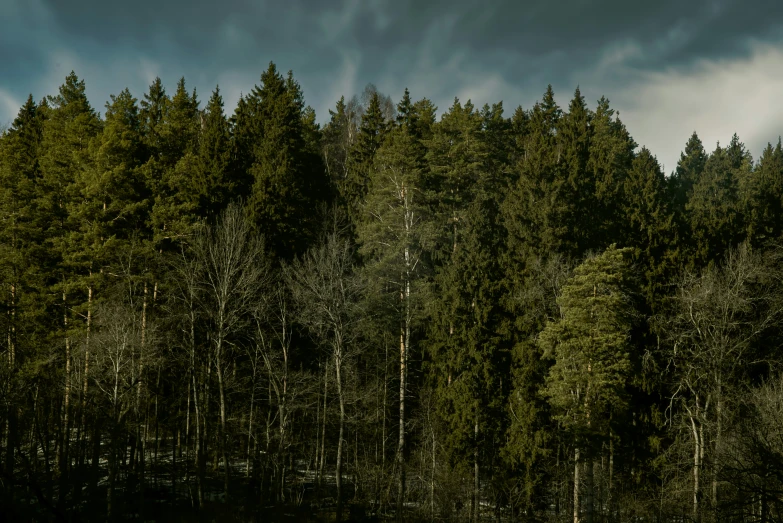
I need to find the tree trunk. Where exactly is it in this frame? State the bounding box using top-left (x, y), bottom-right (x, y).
top-left (246, 374), bottom-right (255, 478)
top-left (712, 390), bottom-right (722, 520)
top-left (585, 458), bottom-right (594, 523)
top-left (396, 323), bottom-right (407, 522)
top-left (574, 447), bottom-right (580, 523)
top-left (5, 282), bottom-right (16, 496)
top-left (217, 355), bottom-right (230, 500)
top-left (318, 361), bottom-right (328, 493)
top-left (691, 413), bottom-right (701, 523)
top-left (59, 291), bottom-right (71, 508)
top-left (473, 417), bottom-right (479, 523)
top-left (336, 352), bottom-right (345, 522)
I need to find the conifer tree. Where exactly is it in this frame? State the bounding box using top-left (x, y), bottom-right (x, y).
top-left (588, 97), bottom-right (636, 249)
top-left (195, 86), bottom-right (232, 219)
top-left (139, 77), bottom-right (168, 159)
top-left (687, 136), bottom-right (749, 269)
top-left (39, 71), bottom-right (102, 497)
top-left (500, 87), bottom-right (564, 511)
top-left (744, 140), bottom-right (783, 246)
top-left (0, 94), bottom-right (47, 494)
top-left (429, 189), bottom-right (507, 521)
top-left (245, 63), bottom-right (327, 259)
top-left (556, 87), bottom-right (594, 255)
top-left (670, 132), bottom-right (707, 264)
top-left (540, 245), bottom-right (635, 523)
top-left (503, 85), bottom-right (564, 262)
top-left (358, 117), bottom-right (432, 518)
top-left (322, 96), bottom-right (355, 189)
top-left (149, 78), bottom-right (201, 250)
top-left (344, 91), bottom-right (387, 228)
top-left (426, 98), bottom-right (486, 262)
top-left (621, 147), bottom-right (675, 304)
top-left (672, 132), bottom-right (708, 211)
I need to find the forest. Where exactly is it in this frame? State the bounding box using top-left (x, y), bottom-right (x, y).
top-left (1, 62), bottom-right (783, 523)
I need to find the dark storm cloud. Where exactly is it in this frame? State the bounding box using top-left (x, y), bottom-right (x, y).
top-left (2, 0), bottom-right (783, 170)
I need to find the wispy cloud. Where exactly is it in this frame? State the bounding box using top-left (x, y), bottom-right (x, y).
top-left (1, 0), bottom-right (782, 171)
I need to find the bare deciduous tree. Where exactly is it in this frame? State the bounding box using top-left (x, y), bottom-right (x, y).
top-left (191, 202), bottom-right (271, 499)
top-left (286, 230), bottom-right (364, 522)
top-left (659, 244), bottom-right (783, 522)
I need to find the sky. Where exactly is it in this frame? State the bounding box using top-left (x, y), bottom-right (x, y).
top-left (2, 0), bottom-right (783, 173)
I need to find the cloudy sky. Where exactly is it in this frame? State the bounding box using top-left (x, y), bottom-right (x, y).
top-left (2, 0), bottom-right (782, 172)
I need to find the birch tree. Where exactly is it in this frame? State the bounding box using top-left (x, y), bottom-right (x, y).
top-left (191, 202), bottom-right (271, 499)
top-left (659, 244), bottom-right (782, 522)
top-left (286, 230), bottom-right (364, 521)
top-left (358, 119), bottom-right (432, 520)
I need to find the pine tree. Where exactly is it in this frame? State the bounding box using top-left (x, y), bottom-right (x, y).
top-left (620, 147), bottom-right (675, 305)
top-left (670, 132), bottom-right (707, 264)
top-left (322, 96), bottom-right (355, 189)
top-left (0, 95), bottom-right (47, 495)
top-left (557, 87), bottom-right (594, 255)
top-left (426, 98), bottom-right (486, 262)
top-left (500, 87), bottom-right (564, 512)
top-left (428, 187), bottom-right (507, 521)
top-left (503, 85), bottom-right (564, 264)
top-left (671, 132), bottom-right (707, 213)
top-left (540, 245), bottom-right (635, 523)
top-left (480, 101), bottom-right (511, 191)
top-left (139, 77), bottom-right (168, 159)
top-left (149, 78), bottom-right (201, 250)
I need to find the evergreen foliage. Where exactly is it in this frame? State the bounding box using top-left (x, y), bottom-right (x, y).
top-left (2, 67), bottom-right (783, 523)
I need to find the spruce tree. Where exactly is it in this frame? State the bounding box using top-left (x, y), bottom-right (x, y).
top-left (344, 91), bottom-right (387, 228)
top-left (149, 78), bottom-right (201, 251)
top-left (0, 95), bottom-right (47, 494)
top-left (322, 96), bottom-right (355, 189)
top-left (39, 71), bottom-right (102, 498)
top-left (557, 87), bottom-right (594, 255)
top-left (245, 63), bottom-right (327, 259)
top-left (621, 147), bottom-right (675, 305)
top-left (687, 137), bottom-right (749, 269)
top-left (588, 97), bottom-right (636, 249)
top-left (500, 87), bottom-right (564, 512)
top-left (744, 140), bottom-right (783, 246)
top-left (195, 86), bottom-right (232, 219)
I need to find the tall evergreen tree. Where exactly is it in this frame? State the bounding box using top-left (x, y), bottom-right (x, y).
top-left (744, 139), bottom-right (783, 246)
top-left (540, 245), bottom-right (635, 523)
top-left (195, 86), bottom-right (232, 219)
top-left (344, 91), bottom-right (388, 228)
top-left (557, 87), bottom-right (594, 255)
top-left (588, 97), bottom-right (636, 249)
top-left (39, 71), bottom-right (102, 499)
top-left (621, 147), bottom-right (675, 305)
top-left (245, 63), bottom-right (328, 259)
top-left (500, 87), bottom-right (564, 512)
top-left (0, 94), bottom-right (47, 496)
top-left (149, 78), bottom-right (201, 250)
top-left (687, 137), bottom-right (749, 269)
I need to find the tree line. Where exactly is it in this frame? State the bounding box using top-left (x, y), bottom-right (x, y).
top-left (1, 64), bottom-right (783, 522)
